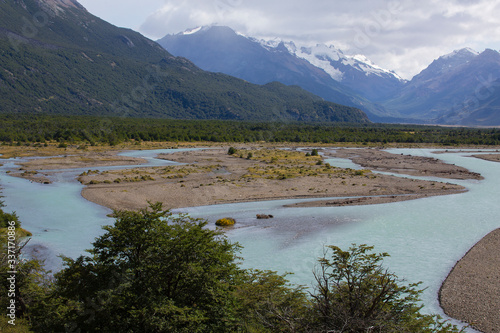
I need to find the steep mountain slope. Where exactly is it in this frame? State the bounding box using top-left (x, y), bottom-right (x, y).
top-left (382, 48), bottom-right (500, 125)
top-left (436, 79), bottom-right (500, 126)
top-left (0, 0), bottom-right (369, 123)
top-left (158, 26), bottom-right (391, 121)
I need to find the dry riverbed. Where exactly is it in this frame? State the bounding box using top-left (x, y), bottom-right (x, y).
top-left (472, 153), bottom-right (500, 163)
top-left (75, 146), bottom-right (470, 211)
top-left (439, 229), bottom-right (500, 333)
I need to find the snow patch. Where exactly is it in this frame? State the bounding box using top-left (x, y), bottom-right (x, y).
top-left (284, 41), bottom-right (403, 82)
top-left (182, 27), bottom-right (203, 35)
top-left (214, 30), bottom-right (406, 83)
top-left (290, 44), bottom-right (344, 81)
top-left (441, 47), bottom-right (479, 59)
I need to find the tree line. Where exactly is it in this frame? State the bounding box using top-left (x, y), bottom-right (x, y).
top-left (1, 114), bottom-right (500, 146)
top-left (1, 203), bottom-right (466, 332)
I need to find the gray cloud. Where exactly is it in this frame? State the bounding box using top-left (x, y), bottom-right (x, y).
top-left (80, 0), bottom-right (500, 79)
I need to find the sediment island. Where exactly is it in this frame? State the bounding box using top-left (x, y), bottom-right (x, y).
top-left (74, 146), bottom-right (471, 211)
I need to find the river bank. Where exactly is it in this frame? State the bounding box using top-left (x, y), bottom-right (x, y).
top-left (439, 228), bottom-right (500, 333)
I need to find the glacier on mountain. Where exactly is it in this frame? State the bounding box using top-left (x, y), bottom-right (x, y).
top-left (256, 36), bottom-right (404, 83)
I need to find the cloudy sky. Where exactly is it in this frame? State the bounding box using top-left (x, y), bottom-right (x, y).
top-left (78, 0), bottom-right (500, 79)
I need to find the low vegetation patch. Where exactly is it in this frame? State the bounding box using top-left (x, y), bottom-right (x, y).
top-left (231, 148), bottom-right (372, 181)
top-left (215, 217), bottom-right (236, 227)
top-left (79, 164), bottom-right (220, 185)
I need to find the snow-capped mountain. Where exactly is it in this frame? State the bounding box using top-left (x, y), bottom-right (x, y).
top-left (201, 29), bottom-right (407, 101)
top-left (273, 41), bottom-right (405, 102)
top-left (410, 47), bottom-right (479, 85)
top-left (157, 26), bottom-right (400, 120)
top-left (259, 39), bottom-right (403, 82)
top-left (382, 48), bottom-right (500, 125)
top-left (158, 26), bottom-right (500, 125)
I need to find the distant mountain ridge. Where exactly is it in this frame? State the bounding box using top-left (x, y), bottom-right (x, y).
top-left (0, 0), bottom-right (370, 123)
top-left (158, 26), bottom-right (392, 122)
top-left (382, 48), bottom-right (500, 125)
top-left (159, 26), bottom-right (500, 126)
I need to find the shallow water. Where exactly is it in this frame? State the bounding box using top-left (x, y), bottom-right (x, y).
top-left (1, 148), bottom-right (498, 331)
top-left (178, 149), bottom-right (500, 331)
top-left (0, 148), bottom-right (192, 269)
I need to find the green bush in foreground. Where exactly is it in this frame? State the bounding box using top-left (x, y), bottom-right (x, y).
top-left (1, 203), bottom-right (464, 332)
top-left (308, 244), bottom-right (464, 332)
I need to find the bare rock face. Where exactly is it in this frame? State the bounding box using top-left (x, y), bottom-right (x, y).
top-left (35, 0), bottom-right (86, 16)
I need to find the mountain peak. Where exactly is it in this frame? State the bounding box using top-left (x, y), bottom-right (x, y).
top-left (178, 25), bottom-right (237, 37)
top-left (441, 47), bottom-right (479, 60)
top-left (477, 48), bottom-right (500, 58)
top-left (416, 47), bottom-right (479, 80)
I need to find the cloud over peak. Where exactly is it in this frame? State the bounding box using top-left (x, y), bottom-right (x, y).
top-left (81, 0), bottom-right (500, 80)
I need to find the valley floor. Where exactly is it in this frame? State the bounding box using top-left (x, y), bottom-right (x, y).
top-left (2, 142), bottom-right (500, 331)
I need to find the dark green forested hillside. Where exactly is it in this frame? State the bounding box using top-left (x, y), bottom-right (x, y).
top-left (0, 0), bottom-right (369, 123)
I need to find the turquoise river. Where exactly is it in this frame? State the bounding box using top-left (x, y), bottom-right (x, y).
top-left (1, 148), bottom-right (499, 331)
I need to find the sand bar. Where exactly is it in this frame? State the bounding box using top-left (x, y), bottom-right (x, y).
top-left (9, 151), bottom-right (146, 184)
top-left (79, 146), bottom-right (468, 211)
top-left (328, 148), bottom-right (483, 180)
top-left (472, 154), bottom-right (500, 163)
top-left (439, 229), bottom-right (500, 333)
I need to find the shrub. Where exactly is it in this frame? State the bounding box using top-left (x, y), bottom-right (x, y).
top-left (215, 217), bottom-right (236, 227)
top-left (308, 244), bottom-right (464, 332)
top-left (228, 147), bottom-right (237, 155)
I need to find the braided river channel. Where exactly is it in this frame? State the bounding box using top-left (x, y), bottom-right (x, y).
top-left (1, 148), bottom-right (499, 331)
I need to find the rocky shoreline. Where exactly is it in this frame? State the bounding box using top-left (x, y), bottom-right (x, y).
top-left (439, 229), bottom-right (500, 333)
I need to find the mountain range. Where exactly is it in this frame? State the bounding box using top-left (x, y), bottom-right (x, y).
top-left (0, 0), bottom-right (369, 123)
top-left (159, 26), bottom-right (500, 126)
top-left (385, 48), bottom-right (500, 125)
top-left (158, 26), bottom-right (393, 122)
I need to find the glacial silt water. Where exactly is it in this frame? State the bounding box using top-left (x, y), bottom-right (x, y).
top-left (1, 148), bottom-right (498, 331)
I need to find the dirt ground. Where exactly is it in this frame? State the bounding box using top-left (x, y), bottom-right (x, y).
top-left (472, 153), bottom-right (500, 163)
top-left (327, 148), bottom-right (483, 180)
top-left (77, 147), bottom-right (467, 211)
